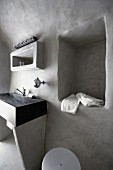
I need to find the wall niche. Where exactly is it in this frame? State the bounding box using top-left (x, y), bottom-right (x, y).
top-left (58, 18), bottom-right (106, 101)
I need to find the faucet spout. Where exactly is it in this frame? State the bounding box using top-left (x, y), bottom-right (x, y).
top-left (16, 87), bottom-right (26, 96)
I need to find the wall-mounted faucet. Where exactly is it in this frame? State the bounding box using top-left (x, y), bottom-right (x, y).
top-left (34, 77), bottom-right (45, 88)
top-left (16, 87), bottom-right (26, 96)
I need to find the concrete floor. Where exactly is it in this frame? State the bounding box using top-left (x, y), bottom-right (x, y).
top-left (0, 134), bottom-right (24, 170)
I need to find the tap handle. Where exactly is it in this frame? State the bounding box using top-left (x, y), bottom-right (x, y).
top-left (23, 87), bottom-right (26, 96)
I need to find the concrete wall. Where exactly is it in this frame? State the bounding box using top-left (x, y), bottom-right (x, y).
top-left (58, 38), bottom-right (76, 101)
top-left (58, 39), bottom-right (106, 101)
top-left (0, 0), bottom-right (113, 170)
top-left (0, 40), bottom-right (11, 93)
top-left (0, 40), bottom-right (12, 141)
top-left (13, 115), bottom-right (46, 170)
top-left (73, 40), bottom-right (106, 100)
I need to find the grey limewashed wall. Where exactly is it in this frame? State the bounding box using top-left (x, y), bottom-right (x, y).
top-left (58, 38), bottom-right (76, 101)
top-left (58, 39), bottom-right (106, 101)
top-left (0, 40), bottom-right (12, 141)
top-left (0, 0), bottom-right (113, 170)
top-left (73, 40), bottom-right (106, 100)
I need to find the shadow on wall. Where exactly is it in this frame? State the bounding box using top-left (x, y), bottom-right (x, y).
top-left (0, 40), bottom-right (11, 93)
top-left (58, 17), bottom-right (106, 102)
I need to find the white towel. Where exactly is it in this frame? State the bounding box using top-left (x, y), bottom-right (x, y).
top-left (76, 93), bottom-right (104, 107)
top-left (61, 93), bottom-right (104, 114)
top-left (61, 94), bottom-right (80, 114)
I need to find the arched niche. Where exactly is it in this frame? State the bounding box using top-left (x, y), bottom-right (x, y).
top-left (58, 18), bottom-right (106, 102)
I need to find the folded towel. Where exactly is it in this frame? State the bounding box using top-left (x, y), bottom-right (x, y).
top-left (61, 94), bottom-right (80, 114)
top-left (61, 93), bottom-right (104, 114)
top-left (76, 93), bottom-right (104, 107)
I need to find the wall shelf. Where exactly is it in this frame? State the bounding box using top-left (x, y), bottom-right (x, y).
top-left (10, 41), bottom-right (44, 71)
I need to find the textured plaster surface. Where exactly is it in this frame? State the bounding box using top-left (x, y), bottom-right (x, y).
top-left (60, 18), bottom-right (106, 47)
top-left (0, 116), bottom-right (12, 141)
top-left (0, 0), bottom-right (113, 170)
top-left (0, 40), bottom-right (11, 93)
top-left (73, 40), bottom-right (106, 100)
top-left (13, 116), bottom-right (46, 170)
top-left (58, 38), bottom-right (76, 100)
top-left (0, 40), bottom-right (11, 141)
top-left (58, 38), bottom-right (106, 101)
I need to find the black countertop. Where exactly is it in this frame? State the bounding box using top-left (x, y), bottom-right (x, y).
top-left (0, 93), bottom-right (44, 107)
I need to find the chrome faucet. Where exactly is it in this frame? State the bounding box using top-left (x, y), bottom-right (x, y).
top-left (16, 87), bottom-right (26, 96)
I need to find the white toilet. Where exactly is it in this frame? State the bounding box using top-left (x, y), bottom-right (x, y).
top-left (42, 147), bottom-right (81, 170)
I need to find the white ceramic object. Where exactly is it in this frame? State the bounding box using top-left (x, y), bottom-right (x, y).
top-left (42, 147), bottom-right (81, 170)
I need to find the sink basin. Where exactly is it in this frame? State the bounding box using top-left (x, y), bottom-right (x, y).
top-left (0, 93), bottom-right (47, 126)
top-left (0, 93), bottom-right (43, 107)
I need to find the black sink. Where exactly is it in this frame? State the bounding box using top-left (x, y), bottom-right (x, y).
top-left (0, 93), bottom-right (47, 126)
